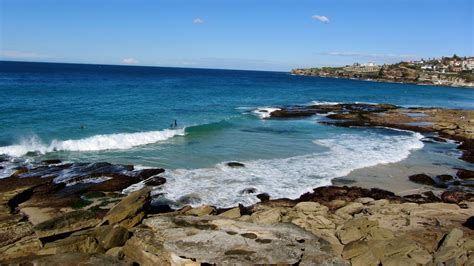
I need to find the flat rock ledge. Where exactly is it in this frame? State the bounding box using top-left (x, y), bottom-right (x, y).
top-left (1, 184), bottom-right (473, 265)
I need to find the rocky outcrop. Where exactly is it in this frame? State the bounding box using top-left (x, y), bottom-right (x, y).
top-left (33, 210), bottom-right (101, 239)
top-left (101, 188), bottom-right (150, 228)
top-left (123, 215), bottom-right (348, 265)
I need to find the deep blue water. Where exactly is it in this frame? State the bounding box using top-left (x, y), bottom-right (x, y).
top-left (1, 61), bottom-right (473, 207)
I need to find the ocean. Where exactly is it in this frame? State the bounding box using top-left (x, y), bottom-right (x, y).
top-left (1, 61), bottom-right (473, 207)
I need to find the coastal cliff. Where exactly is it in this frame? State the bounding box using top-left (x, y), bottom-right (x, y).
top-left (291, 56), bottom-right (474, 88)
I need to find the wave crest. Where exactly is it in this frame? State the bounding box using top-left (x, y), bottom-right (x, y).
top-left (0, 128), bottom-right (185, 157)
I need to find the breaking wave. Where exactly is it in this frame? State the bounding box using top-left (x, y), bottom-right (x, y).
top-left (0, 128), bottom-right (185, 157)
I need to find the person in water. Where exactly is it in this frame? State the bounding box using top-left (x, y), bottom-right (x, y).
top-left (170, 119), bottom-right (178, 128)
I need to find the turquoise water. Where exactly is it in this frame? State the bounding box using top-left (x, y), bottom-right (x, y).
top-left (1, 61), bottom-right (473, 207)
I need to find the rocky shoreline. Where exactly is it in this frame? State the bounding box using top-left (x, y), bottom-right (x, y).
top-left (0, 103), bottom-right (473, 265)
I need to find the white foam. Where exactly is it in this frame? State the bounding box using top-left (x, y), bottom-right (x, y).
top-left (310, 100), bottom-right (340, 105)
top-left (252, 107), bottom-right (281, 119)
top-left (0, 128), bottom-right (185, 157)
top-left (148, 130), bottom-right (424, 208)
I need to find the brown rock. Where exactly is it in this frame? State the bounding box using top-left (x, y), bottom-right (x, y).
top-left (95, 225), bottom-right (130, 250)
top-left (33, 210), bottom-right (100, 239)
top-left (408, 174), bottom-right (436, 186)
top-left (101, 188), bottom-right (150, 226)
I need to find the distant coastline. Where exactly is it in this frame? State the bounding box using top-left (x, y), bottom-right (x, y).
top-left (291, 55), bottom-right (474, 88)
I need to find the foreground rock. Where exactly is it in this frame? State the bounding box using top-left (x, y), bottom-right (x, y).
top-left (124, 215), bottom-right (348, 265)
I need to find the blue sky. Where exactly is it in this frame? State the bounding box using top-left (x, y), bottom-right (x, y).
top-left (0, 0), bottom-right (472, 71)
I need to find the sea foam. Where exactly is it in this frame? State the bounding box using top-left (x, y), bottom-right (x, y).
top-left (148, 130), bottom-right (424, 208)
top-left (252, 107), bottom-right (281, 119)
top-left (0, 128), bottom-right (185, 157)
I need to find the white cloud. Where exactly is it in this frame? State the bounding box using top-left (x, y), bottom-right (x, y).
top-left (312, 15), bottom-right (330, 24)
top-left (193, 18), bottom-right (204, 24)
top-left (0, 50), bottom-right (53, 60)
top-left (122, 58), bottom-right (139, 65)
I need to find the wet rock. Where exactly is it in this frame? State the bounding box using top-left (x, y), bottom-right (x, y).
top-left (441, 191), bottom-right (473, 204)
top-left (33, 210), bottom-right (100, 239)
top-left (463, 216), bottom-right (474, 230)
top-left (143, 176), bottom-right (166, 186)
top-left (256, 193), bottom-right (270, 202)
top-left (240, 187), bottom-right (257, 194)
top-left (133, 168), bottom-right (164, 180)
top-left (101, 188), bottom-right (150, 228)
top-left (130, 215), bottom-right (348, 265)
top-left (457, 168), bottom-right (474, 180)
top-left (42, 159), bottom-right (62, 164)
top-left (226, 162), bottom-right (245, 167)
top-left (437, 174), bottom-right (454, 182)
top-left (408, 174), bottom-right (436, 186)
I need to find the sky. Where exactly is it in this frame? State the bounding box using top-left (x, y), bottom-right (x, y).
top-left (0, 0), bottom-right (473, 71)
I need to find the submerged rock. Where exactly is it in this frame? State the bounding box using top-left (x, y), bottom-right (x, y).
top-left (226, 162), bottom-right (245, 168)
top-left (408, 174), bottom-right (436, 186)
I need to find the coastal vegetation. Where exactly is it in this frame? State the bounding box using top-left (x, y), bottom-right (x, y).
top-left (291, 55), bottom-right (474, 88)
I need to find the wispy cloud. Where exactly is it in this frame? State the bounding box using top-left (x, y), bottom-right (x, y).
top-left (122, 58), bottom-right (139, 65)
top-left (322, 51), bottom-right (415, 58)
top-left (0, 50), bottom-right (53, 60)
top-left (312, 15), bottom-right (330, 24)
top-left (193, 18), bottom-right (204, 24)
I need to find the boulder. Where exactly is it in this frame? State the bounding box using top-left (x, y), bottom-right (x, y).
top-left (251, 208), bottom-right (283, 224)
top-left (256, 193), bottom-right (270, 202)
top-left (95, 225), bottom-right (130, 250)
top-left (456, 168), bottom-right (474, 180)
top-left (128, 215), bottom-right (349, 265)
top-left (438, 228), bottom-right (463, 251)
top-left (335, 202), bottom-right (364, 218)
top-left (33, 210), bottom-right (100, 239)
top-left (441, 191), bottom-right (473, 204)
top-left (294, 201), bottom-right (328, 214)
top-left (408, 174), bottom-right (436, 186)
top-left (101, 188), bottom-right (150, 228)
top-left (0, 235), bottom-right (42, 261)
top-left (217, 207), bottom-right (241, 219)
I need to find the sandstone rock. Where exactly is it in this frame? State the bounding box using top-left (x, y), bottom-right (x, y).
top-left (95, 225), bottom-right (130, 250)
top-left (336, 217), bottom-right (378, 244)
top-left (341, 239), bottom-right (368, 259)
top-left (434, 246), bottom-right (466, 264)
top-left (328, 199), bottom-right (347, 210)
top-left (463, 239), bottom-right (474, 251)
top-left (33, 210), bottom-right (100, 238)
top-left (0, 221), bottom-right (34, 248)
top-left (294, 201), bottom-right (328, 214)
top-left (251, 208), bottom-right (283, 224)
top-left (102, 188), bottom-right (150, 226)
top-left (354, 197), bottom-right (374, 204)
top-left (184, 205), bottom-right (216, 216)
top-left (2, 253), bottom-right (128, 265)
top-left (217, 207), bottom-right (241, 219)
top-left (350, 250), bottom-right (379, 266)
top-left (384, 237), bottom-right (419, 257)
top-left (135, 215), bottom-right (348, 265)
top-left (106, 246), bottom-right (125, 260)
top-left (408, 248), bottom-right (432, 265)
top-left (335, 202), bottom-right (364, 217)
top-left (38, 235), bottom-right (104, 255)
top-left (441, 191), bottom-right (473, 204)
top-left (438, 228), bottom-right (463, 250)
top-left (366, 226), bottom-right (394, 241)
top-left (421, 202), bottom-right (460, 210)
top-left (381, 254), bottom-right (417, 266)
top-left (120, 211), bottom-right (145, 228)
top-left (0, 235), bottom-right (42, 261)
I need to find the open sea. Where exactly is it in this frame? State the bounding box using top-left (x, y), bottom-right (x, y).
top-left (1, 61), bottom-right (473, 207)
